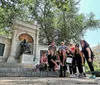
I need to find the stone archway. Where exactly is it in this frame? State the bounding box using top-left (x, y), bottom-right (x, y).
top-left (7, 20), bottom-right (39, 63)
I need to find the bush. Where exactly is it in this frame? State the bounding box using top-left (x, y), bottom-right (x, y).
top-left (94, 71), bottom-right (100, 77)
top-left (86, 69), bottom-right (100, 77)
top-left (94, 68), bottom-right (100, 77)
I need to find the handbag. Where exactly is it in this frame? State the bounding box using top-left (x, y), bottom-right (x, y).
top-left (66, 55), bottom-right (73, 64)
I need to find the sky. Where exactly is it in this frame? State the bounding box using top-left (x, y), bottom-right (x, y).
top-left (79, 0), bottom-right (100, 47)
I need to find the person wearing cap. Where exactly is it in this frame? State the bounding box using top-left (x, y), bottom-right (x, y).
top-left (59, 42), bottom-right (67, 51)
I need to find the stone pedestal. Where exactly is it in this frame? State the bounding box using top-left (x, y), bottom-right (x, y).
top-left (7, 56), bottom-right (19, 63)
top-left (20, 54), bottom-right (34, 63)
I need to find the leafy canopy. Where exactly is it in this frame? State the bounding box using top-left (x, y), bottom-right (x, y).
top-left (0, 0), bottom-right (100, 45)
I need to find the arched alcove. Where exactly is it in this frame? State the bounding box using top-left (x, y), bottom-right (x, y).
top-left (14, 33), bottom-right (34, 61)
top-left (18, 33), bottom-right (33, 43)
top-left (18, 33), bottom-right (34, 55)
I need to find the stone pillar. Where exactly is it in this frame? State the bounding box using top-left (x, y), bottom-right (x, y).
top-left (33, 26), bottom-right (39, 61)
top-left (7, 28), bottom-right (19, 63)
top-left (36, 31), bottom-right (39, 60)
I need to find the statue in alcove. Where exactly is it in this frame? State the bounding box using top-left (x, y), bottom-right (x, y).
top-left (20, 39), bottom-right (31, 54)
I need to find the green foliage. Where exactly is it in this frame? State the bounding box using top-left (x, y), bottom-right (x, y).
top-left (85, 62), bottom-right (89, 72)
top-left (85, 62), bottom-right (100, 77)
top-left (85, 61), bottom-right (99, 72)
top-left (0, 0), bottom-right (35, 37)
top-left (53, 0), bottom-right (100, 44)
top-left (29, 0), bottom-right (56, 44)
top-left (50, 0), bottom-right (70, 11)
top-left (0, 0), bottom-right (21, 37)
top-left (0, 0), bottom-right (100, 44)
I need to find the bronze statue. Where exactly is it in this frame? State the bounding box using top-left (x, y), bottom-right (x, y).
top-left (20, 39), bottom-right (31, 54)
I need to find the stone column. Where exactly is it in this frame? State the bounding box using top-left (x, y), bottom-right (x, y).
top-left (7, 28), bottom-right (19, 63)
top-left (33, 26), bottom-right (39, 61)
top-left (36, 31), bottom-right (39, 60)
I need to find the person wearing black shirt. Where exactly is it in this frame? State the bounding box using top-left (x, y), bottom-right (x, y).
top-left (48, 41), bottom-right (57, 55)
top-left (74, 44), bottom-right (84, 78)
top-left (66, 49), bottom-right (75, 77)
top-left (80, 40), bottom-right (95, 79)
top-left (58, 49), bottom-right (67, 77)
top-left (48, 49), bottom-right (58, 71)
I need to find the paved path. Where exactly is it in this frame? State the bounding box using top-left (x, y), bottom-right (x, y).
top-left (0, 77), bottom-right (100, 85)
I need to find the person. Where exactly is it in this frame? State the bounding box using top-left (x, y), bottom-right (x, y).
top-left (59, 42), bottom-right (67, 51)
top-left (36, 51), bottom-right (48, 71)
top-left (48, 41), bottom-right (57, 55)
top-left (58, 49), bottom-right (67, 77)
top-left (80, 40), bottom-right (96, 79)
top-left (74, 44), bottom-right (84, 78)
top-left (69, 43), bottom-right (75, 54)
top-left (66, 48), bottom-right (74, 77)
top-left (48, 49), bottom-right (58, 71)
top-left (66, 45), bottom-right (77, 78)
top-left (40, 51), bottom-right (48, 71)
top-left (70, 54), bottom-right (77, 78)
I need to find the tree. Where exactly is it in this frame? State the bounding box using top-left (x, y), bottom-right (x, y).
top-left (51, 0), bottom-right (100, 44)
top-left (29, 0), bottom-right (56, 44)
top-left (0, 0), bottom-right (34, 37)
top-left (0, 0), bottom-right (100, 45)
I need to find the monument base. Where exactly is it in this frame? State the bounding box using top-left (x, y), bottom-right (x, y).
top-left (7, 56), bottom-right (19, 63)
top-left (20, 54), bottom-right (34, 63)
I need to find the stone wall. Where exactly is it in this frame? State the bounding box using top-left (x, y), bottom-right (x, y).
top-left (0, 36), bottom-right (11, 62)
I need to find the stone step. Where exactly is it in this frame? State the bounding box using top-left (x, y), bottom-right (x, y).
top-left (0, 71), bottom-right (59, 77)
top-left (0, 63), bottom-right (60, 77)
top-left (0, 68), bottom-right (32, 72)
top-left (0, 63), bottom-right (34, 68)
top-left (0, 67), bottom-right (59, 77)
top-left (0, 77), bottom-right (98, 85)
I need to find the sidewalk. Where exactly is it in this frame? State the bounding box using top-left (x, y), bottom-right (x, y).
top-left (0, 77), bottom-right (100, 85)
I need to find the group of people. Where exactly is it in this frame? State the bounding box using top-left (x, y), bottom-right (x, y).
top-left (37, 40), bottom-right (96, 79)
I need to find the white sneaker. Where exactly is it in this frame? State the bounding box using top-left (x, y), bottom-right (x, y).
top-left (78, 73), bottom-right (83, 78)
top-left (70, 74), bottom-right (73, 78)
top-left (72, 74), bottom-right (77, 78)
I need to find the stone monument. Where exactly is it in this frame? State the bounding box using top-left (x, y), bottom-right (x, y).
top-left (7, 20), bottom-right (39, 63)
